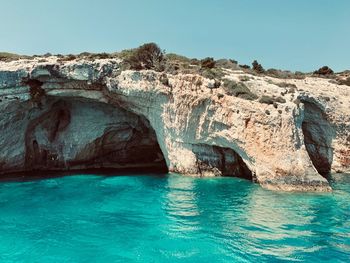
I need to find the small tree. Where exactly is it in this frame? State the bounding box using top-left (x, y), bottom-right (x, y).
top-left (252, 60), bottom-right (265, 73)
top-left (127, 42), bottom-right (165, 71)
top-left (201, 57), bottom-right (216, 69)
top-left (314, 66), bottom-right (334, 75)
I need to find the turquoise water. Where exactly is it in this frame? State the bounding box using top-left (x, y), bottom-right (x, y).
top-left (0, 173), bottom-right (349, 263)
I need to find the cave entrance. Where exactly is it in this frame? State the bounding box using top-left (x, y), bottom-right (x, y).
top-left (193, 144), bottom-right (253, 180)
top-left (301, 101), bottom-right (335, 177)
top-left (25, 97), bottom-right (168, 174)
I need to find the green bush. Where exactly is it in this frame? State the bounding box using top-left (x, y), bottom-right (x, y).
top-left (190, 58), bottom-right (200, 65)
top-left (239, 64), bottom-right (250, 69)
top-left (239, 75), bottom-right (251, 81)
top-left (126, 43), bottom-right (165, 71)
top-left (265, 68), bottom-right (306, 79)
top-left (215, 59), bottom-right (239, 70)
top-left (275, 82), bottom-right (297, 89)
top-left (91, 53), bottom-right (111, 59)
top-left (259, 95), bottom-right (286, 105)
top-left (252, 60), bottom-right (265, 73)
top-left (201, 68), bottom-right (225, 80)
top-left (115, 48), bottom-right (138, 59)
top-left (57, 54), bottom-right (77, 62)
top-left (0, 52), bottom-right (30, 62)
top-left (166, 53), bottom-right (191, 64)
top-left (275, 96), bottom-right (286, 103)
top-left (259, 95), bottom-right (275, 105)
top-left (163, 54), bottom-right (202, 74)
top-left (201, 57), bottom-right (216, 69)
top-left (314, 66), bottom-right (334, 76)
top-left (223, 80), bottom-right (258, 100)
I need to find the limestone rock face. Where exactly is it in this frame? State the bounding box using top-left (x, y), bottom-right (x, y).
top-left (0, 56), bottom-right (349, 191)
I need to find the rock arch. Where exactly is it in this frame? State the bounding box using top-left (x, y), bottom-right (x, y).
top-left (24, 96), bottom-right (168, 174)
top-left (191, 144), bottom-right (253, 180)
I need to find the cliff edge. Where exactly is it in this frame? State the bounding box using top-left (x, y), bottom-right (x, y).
top-left (0, 54), bottom-right (349, 191)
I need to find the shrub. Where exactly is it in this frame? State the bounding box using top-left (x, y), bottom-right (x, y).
top-left (115, 48), bottom-right (137, 59)
top-left (239, 75), bottom-right (251, 82)
top-left (275, 96), bottom-right (286, 103)
top-left (252, 60), bottom-right (265, 73)
top-left (57, 54), bottom-right (77, 62)
top-left (259, 95), bottom-right (286, 105)
top-left (314, 66), bottom-right (334, 75)
top-left (164, 63), bottom-right (180, 75)
top-left (265, 68), bottom-right (306, 79)
top-left (92, 53), bottom-right (111, 59)
top-left (201, 57), bottom-right (216, 69)
top-left (126, 42), bottom-right (165, 71)
top-left (259, 95), bottom-right (275, 105)
top-left (78, 52), bottom-right (113, 60)
top-left (215, 59), bottom-right (239, 70)
top-left (239, 64), bottom-right (250, 69)
top-left (295, 71), bottom-right (305, 78)
top-left (223, 80), bottom-right (258, 100)
top-left (163, 53), bottom-right (201, 74)
top-left (200, 68), bottom-right (225, 80)
top-left (78, 52), bottom-right (92, 57)
top-left (0, 52), bottom-right (30, 62)
top-left (275, 82), bottom-right (297, 89)
top-left (190, 58), bottom-right (200, 65)
top-left (166, 53), bottom-right (191, 64)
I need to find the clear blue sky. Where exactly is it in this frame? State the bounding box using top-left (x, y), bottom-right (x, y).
top-left (1, 0), bottom-right (349, 72)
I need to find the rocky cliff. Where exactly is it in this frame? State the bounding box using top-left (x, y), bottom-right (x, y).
top-left (0, 56), bottom-right (349, 191)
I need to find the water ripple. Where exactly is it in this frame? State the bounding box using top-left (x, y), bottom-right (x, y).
top-left (0, 173), bottom-right (349, 262)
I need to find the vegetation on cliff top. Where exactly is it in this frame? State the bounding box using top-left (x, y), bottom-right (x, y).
top-left (0, 52), bottom-right (31, 62)
top-left (1, 43), bottom-right (349, 86)
top-left (222, 80), bottom-right (258, 101)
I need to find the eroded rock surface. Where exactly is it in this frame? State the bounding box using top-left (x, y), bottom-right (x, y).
top-left (0, 56), bottom-right (349, 191)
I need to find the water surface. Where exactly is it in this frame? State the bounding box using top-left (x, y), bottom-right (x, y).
top-left (0, 173), bottom-right (349, 262)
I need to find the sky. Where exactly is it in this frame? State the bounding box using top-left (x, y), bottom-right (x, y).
top-left (0, 0), bottom-right (349, 72)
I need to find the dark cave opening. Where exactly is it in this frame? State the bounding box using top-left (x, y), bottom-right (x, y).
top-left (301, 101), bottom-right (335, 177)
top-left (24, 97), bottom-right (168, 175)
top-left (192, 144), bottom-right (253, 180)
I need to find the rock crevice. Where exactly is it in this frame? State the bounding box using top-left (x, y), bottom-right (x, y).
top-left (301, 100), bottom-right (335, 177)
